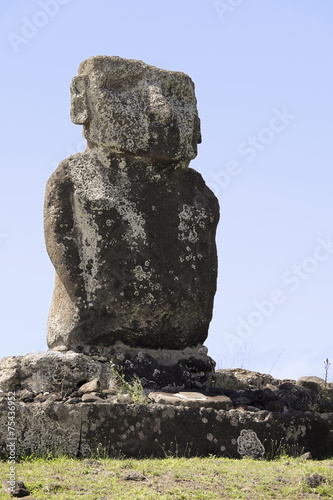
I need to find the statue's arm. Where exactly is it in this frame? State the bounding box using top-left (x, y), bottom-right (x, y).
top-left (44, 162), bottom-right (86, 303)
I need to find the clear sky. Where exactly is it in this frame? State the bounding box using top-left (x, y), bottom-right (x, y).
top-left (1, 0), bottom-right (332, 381)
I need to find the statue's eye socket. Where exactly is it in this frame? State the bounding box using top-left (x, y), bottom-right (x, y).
top-left (101, 74), bottom-right (143, 92)
top-left (102, 78), bottom-right (127, 91)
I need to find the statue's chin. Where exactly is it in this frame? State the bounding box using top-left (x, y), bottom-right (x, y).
top-left (85, 139), bottom-right (194, 162)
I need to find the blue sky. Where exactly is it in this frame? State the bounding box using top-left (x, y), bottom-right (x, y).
top-left (1, 0), bottom-right (332, 381)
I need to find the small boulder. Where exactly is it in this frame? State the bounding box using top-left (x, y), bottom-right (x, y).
top-left (148, 391), bottom-right (233, 409)
top-left (236, 405), bottom-right (261, 412)
top-left (272, 384), bottom-right (319, 412)
top-left (305, 473), bottom-right (325, 487)
top-left (44, 393), bottom-right (62, 403)
top-left (81, 393), bottom-right (104, 402)
top-left (66, 397), bottom-right (82, 404)
top-left (78, 379), bottom-right (101, 395)
top-left (215, 368), bottom-right (284, 391)
top-left (297, 376), bottom-right (327, 393)
top-left (16, 389), bottom-right (34, 403)
top-left (1, 480), bottom-right (30, 497)
top-left (279, 382), bottom-right (295, 391)
top-left (33, 394), bottom-right (48, 403)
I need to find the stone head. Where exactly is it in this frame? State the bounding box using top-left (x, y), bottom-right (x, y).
top-left (70, 55), bottom-right (201, 161)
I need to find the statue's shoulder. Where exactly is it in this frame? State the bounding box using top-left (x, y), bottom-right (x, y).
top-left (47, 152), bottom-right (93, 187)
top-left (51, 152), bottom-right (87, 175)
top-left (47, 156), bottom-right (72, 184)
top-left (45, 155), bottom-right (77, 199)
top-left (187, 166), bottom-right (219, 212)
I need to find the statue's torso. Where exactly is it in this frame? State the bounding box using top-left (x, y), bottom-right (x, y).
top-left (45, 152), bottom-right (219, 349)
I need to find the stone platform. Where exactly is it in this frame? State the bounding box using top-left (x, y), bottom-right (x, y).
top-left (0, 398), bottom-right (332, 459)
top-left (1, 365), bottom-right (333, 459)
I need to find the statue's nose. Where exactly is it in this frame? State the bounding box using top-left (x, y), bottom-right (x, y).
top-left (147, 85), bottom-right (174, 124)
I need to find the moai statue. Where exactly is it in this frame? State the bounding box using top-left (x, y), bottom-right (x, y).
top-left (44, 56), bottom-right (219, 384)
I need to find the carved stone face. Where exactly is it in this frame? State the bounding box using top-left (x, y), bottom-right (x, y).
top-left (70, 56), bottom-right (201, 161)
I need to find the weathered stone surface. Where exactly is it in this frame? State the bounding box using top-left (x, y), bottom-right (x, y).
top-left (237, 429), bottom-right (265, 458)
top-left (273, 385), bottom-right (320, 412)
top-left (3, 350), bottom-right (330, 411)
top-left (71, 56), bottom-right (201, 161)
top-left (0, 400), bottom-right (332, 459)
top-left (224, 382), bottom-right (322, 412)
top-left (148, 391), bottom-right (233, 410)
top-left (0, 351), bottom-right (115, 393)
top-left (106, 344), bottom-right (216, 390)
top-left (0, 347), bottom-right (215, 393)
top-left (44, 55), bottom-right (219, 352)
top-left (215, 368), bottom-right (295, 391)
top-left (229, 388), bottom-right (263, 407)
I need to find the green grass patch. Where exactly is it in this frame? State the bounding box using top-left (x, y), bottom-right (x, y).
top-left (1, 456), bottom-right (333, 499)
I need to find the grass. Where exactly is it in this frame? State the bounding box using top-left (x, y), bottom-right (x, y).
top-left (109, 361), bottom-right (148, 404)
top-left (1, 455), bottom-right (333, 499)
